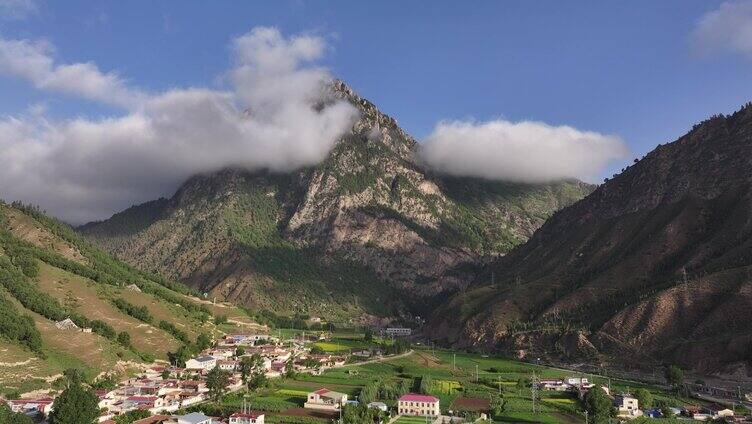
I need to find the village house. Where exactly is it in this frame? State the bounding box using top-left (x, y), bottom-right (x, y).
top-left (124, 395), bottom-right (166, 412)
top-left (229, 411), bottom-right (265, 424)
top-left (304, 388), bottom-right (348, 411)
top-left (171, 412), bottom-right (216, 424)
top-left (565, 377), bottom-right (589, 387)
top-left (384, 327), bottom-right (412, 337)
top-left (613, 394), bottom-right (642, 419)
top-left (537, 379), bottom-right (570, 391)
top-left (207, 347), bottom-right (236, 359)
top-left (397, 393), bottom-right (440, 417)
top-left (6, 397), bottom-right (54, 416)
top-left (185, 356), bottom-right (217, 371)
top-left (218, 359), bottom-right (238, 372)
top-left (132, 415), bottom-right (172, 424)
top-left (704, 404), bottom-right (735, 419)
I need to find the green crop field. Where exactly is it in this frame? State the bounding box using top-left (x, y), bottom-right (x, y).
top-left (198, 339), bottom-right (709, 424)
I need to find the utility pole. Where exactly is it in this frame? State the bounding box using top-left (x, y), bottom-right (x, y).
top-left (476, 364), bottom-right (479, 382)
top-left (453, 353), bottom-right (456, 371)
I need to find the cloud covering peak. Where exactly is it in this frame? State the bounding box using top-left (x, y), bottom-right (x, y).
top-left (420, 119), bottom-right (628, 183)
top-left (0, 27), bottom-right (358, 223)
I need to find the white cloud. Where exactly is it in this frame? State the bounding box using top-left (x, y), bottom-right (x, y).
top-left (419, 119), bottom-right (628, 183)
top-left (0, 0), bottom-right (37, 20)
top-left (0, 27), bottom-right (358, 223)
top-left (692, 0), bottom-right (752, 58)
top-left (0, 38), bottom-right (146, 108)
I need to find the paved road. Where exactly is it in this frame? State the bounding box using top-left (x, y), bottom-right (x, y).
top-left (339, 350), bottom-right (415, 368)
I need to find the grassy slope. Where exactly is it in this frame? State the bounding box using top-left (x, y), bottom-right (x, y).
top-left (34, 262), bottom-right (181, 356)
top-left (0, 202), bottom-right (262, 395)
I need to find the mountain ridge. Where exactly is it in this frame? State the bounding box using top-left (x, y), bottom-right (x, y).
top-left (428, 104), bottom-right (752, 375)
top-left (79, 80), bottom-right (593, 323)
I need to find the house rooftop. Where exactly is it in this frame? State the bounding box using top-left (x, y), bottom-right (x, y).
top-left (176, 412), bottom-right (213, 424)
top-left (399, 393), bottom-right (440, 403)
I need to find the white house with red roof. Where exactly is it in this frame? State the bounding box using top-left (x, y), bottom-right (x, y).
top-left (398, 393), bottom-right (440, 417)
top-left (6, 397), bottom-right (54, 416)
top-left (304, 388), bottom-right (348, 411)
top-left (229, 411), bottom-right (265, 424)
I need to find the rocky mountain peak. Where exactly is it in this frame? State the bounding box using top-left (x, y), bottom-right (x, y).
top-left (79, 80), bottom-right (592, 325)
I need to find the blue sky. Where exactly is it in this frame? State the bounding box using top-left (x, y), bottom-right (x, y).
top-left (1, 0), bottom-right (751, 222)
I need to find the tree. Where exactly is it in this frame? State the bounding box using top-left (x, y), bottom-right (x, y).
top-left (160, 368), bottom-right (171, 380)
top-left (213, 315), bottom-right (228, 325)
top-left (419, 374), bottom-right (433, 394)
top-left (341, 403), bottom-right (383, 424)
top-left (583, 386), bottom-right (614, 424)
top-left (63, 368), bottom-right (84, 386)
top-left (249, 370), bottom-right (267, 390)
top-left (239, 356), bottom-right (254, 384)
top-left (15, 255), bottom-right (38, 278)
top-left (206, 365), bottom-right (230, 401)
top-left (490, 394), bottom-right (507, 416)
top-left (358, 381), bottom-right (378, 404)
top-left (665, 365), bottom-right (684, 391)
top-left (633, 388), bottom-right (653, 409)
top-left (0, 403), bottom-right (33, 424)
top-left (516, 377), bottom-right (529, 395)
top-left (284, 357), bottom-right (296, 378)
top-left (49, 381), bottom-right (99, 424)
top-left (364, 328), bottom-right (373, 342)
top-left (117, 331), bottom-right (131, 348)
top-left (167, 344), bottom-right (191, 368)
top-left (195, 333), bottom-right (212, 352)
top-left (310, 345), bottom-right (325, 355)
top-left (235, 346), bottom-right (245, 357)
top-left (114, 409), bottom-right (150, 424)
top-left (91, 375), bottom-right (117, 391)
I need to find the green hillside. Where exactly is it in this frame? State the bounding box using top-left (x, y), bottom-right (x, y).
top-left (0, 201), bottom-right (262, 396)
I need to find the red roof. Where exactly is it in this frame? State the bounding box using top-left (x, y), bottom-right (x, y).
top-left (126, 396), bottom-right (158, 403)
top-left (133, 415), bottom-right (171, 424)
top-left (399, 393), bottom-right (439, 403)
top-left (313, 388), bottom-right (330, 395)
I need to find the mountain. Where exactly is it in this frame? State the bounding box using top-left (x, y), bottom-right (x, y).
top-left (429, 105), bottom-right (752, 375)
top-left (79, 81), bottom-right (592, 324)
top-left (0, 201), bottom-right (259, 395)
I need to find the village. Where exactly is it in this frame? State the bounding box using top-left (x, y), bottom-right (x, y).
top-left (4, 323), bottom-right (752, 424)
top-left (3, 328), bottom-right (419, 424)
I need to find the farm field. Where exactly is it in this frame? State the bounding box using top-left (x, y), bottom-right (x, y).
top-left (198, 339), bottom-right (716, 424)
top-left (204, 346), bottom-right (591, 423)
